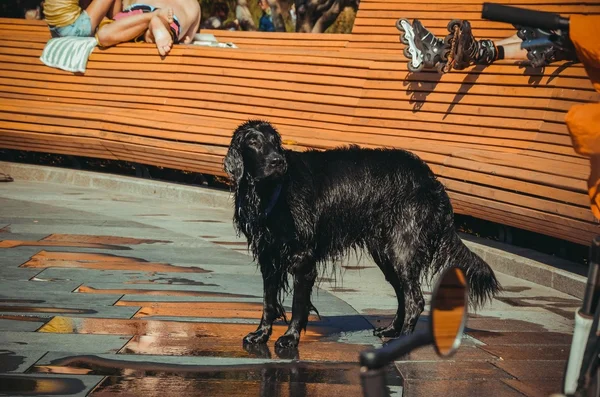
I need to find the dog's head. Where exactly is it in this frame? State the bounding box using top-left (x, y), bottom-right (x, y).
top-left (224, 120), bottom-right (287, 185)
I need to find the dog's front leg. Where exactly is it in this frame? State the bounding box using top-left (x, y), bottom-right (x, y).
top-left (243, 254), bottom-right (286, 345)
top-left (274, 261), bottom-right (317, 350)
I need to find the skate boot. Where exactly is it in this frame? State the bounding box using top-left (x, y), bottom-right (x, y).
top-left (446, 19), bottom-right (499, 71)
top-left (397, 18), bottom-right (450, 73)
top-left (516, 26), bottom-right (578, 68)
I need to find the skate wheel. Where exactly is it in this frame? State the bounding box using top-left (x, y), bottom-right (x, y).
top-left (403, 46), bottom-right (412, 59)
top-left (437, 62), bottom-right (449, 74)
top-left (400, 33), bottom-right (408, 45)
top-left (396, 18), bottom-right (409, 32)
top-left (407, 61), bottom-right (424, 73)
top-left (447, 19), bottom-right (461, 33)
top-left (443, 34), bottom-right (454, 46)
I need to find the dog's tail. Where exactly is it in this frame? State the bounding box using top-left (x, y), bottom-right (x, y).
top-left (435, 231), bottom-right (501, 309)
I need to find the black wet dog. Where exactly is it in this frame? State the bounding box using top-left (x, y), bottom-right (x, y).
top-left (224, 120), bottom-right (500, 349)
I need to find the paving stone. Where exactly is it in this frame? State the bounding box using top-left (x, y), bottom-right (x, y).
top-left (396, 361), bottom-right (511, 381)
top-left (494, 360), bottom-right (567, 380)
top-left (0, 281), bottom-right (122, 306)
top-left (0, 332), bottom-right (131, 354)
top-left (467, 331), bottom-right (573, 346)
top-left (394, 344), bottom-right (496, 363)
top-left (0, 280), bottom-right (81, 295)
top-left (466, 316), bottom-right (548, 333)
top-left (0, 318), bottom-right (46, 332)
top-left (480, 345), bottom-right (571, 361)
top-left (503, 378), bottom-right (564, 397)
top-left (402, 379), bottom-right (525, 397)
top-left (0, 304), bottom-right (139, 319)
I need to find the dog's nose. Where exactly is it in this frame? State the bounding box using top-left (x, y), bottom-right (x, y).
top-left (270, 156), bottom-right (285, 168)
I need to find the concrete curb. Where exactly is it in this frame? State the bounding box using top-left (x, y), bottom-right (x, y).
top-left (0, 161), bottom-right (233, 209)
top-left (0, 161), bottom-right (587, 299)
top-left (462, 235), bottom-right (587, 300)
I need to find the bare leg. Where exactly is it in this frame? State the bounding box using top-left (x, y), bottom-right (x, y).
top-left (107, 0), bottom-right (122, 19)
top-left (501, 41), bottom-right (528, 60)
top-left (494, 33), bottom-right (528, 60)
top-left (144, 11), bottom-right (175, 56)
top-left (496, 33), bottom-right (521, 46)
top-left (84, 0), bottom-right (118, 32)
top-left (96, 7), bottom-right (172, 48)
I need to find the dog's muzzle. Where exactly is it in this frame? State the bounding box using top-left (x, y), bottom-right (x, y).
top-left (266, 154), bottom-right (287, 175)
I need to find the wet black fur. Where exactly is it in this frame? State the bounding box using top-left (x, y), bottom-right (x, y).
top-left (224, 120), bottom-right (500, 350)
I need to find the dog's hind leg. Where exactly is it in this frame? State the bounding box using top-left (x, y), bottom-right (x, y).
top-left (369, 240), bottom-right (427, 337)
top-left (274, 255), bottom-right (318, 350)
top-left (399, 269), bottom-right (425, 335)
top-left (369, 247), bottom-right (407, 338)
top-left (243, 253), bottom-right (287, 345)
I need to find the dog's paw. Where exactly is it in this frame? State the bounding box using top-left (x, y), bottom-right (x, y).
top-left (243, 341), bottom-right (272, 358)
top-left (373, 325), bottom-right (402, 338)
top-left (243, 329), bottom-right (270, 345)
top-left (274, 345), bottom-right (299, 360)
top-left (274, 333), bottom-right (299, 350)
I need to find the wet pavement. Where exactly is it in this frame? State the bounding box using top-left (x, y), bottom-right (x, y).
top-left (0, 178), bottom-right (581, 396)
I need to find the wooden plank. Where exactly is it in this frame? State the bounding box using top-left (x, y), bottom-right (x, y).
top-left (451, 199), bottom-right (593, 245)
top-left (431, 165), bottom-right (590, 207)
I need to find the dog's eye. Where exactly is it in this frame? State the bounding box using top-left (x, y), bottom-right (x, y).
top-left (247, 138), bottom-right (259, 146)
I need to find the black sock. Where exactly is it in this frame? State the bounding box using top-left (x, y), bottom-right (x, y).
top-left (497, 45), bottom-right (505, 60)
top-left (476, 39), bottom-right (498, 64)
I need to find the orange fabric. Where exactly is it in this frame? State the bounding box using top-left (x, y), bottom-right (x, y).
top-left (567, 15), bottom-right (600, 219)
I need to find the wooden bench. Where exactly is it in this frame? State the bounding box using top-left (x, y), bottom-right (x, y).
top-left (0, 0), bottom-right (599, 246)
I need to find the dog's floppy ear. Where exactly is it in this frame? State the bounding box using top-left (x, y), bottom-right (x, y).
top-left (224, 122), bottom-right (250, 184)
top-left (224, 139), bottom-right (244, 184)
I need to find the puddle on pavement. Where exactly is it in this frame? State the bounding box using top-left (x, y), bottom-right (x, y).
top-left (29, 356), bottom-right (403, 396)
top-left (0, 350), bottom-right (26, 372)
top-left (497, 296), bottom-right (580, 308)
top-left (501, 286), bottom-right (531, 293)
top-left (0, 299), bottom-right (45, 304)
top-left (0, 239), bottom-right (130, 250)
top-left (0, 375), bottom-right (87, 396)
top-left (341, 265), bottom-right (374, 270)
top-left (38, 317), bottom-right (335, 340)
top-left (114, 301), bottom-right (318, 321)
top-left (124, 277), bottom-right (217, 286)
top-left (329, 287), bottom-right (358, 293)
top-left (0, 314), bottom-right (49, 323)
top-left (496, 296), bottom-right (579, 320)
top-left (120, 336), bottom-right (369, 362)
top-left (20, 251), bottom-right (210, 273)
top-left (211, 241), bottom-right (248, 246)
top-left (136, 214), bottom-right (169, 217)
top-left (42, 234), bottom-right (172, 245)
top-left (76, 286), bottom-right (256, 298)
top-left (183, 220), bottom-right (224, 223)
top-left (36, 317), bottom-right (361, 361)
